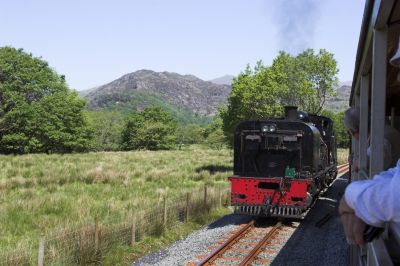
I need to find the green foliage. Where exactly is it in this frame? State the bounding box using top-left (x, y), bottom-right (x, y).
top-left (89, 90), bottom-right (212, 126)
top-left (86, 111), bottom-right (124, 151)
top-left (204, 117), bottom-right (226, 150)
top-left (121, 107), bottom-right (178, 150)
top-left (321, 110), bottom-right (349, 148)
top-left (0, 47), bottom-right (92, 153)
top-left (176, 124), bottom-right (205, 149)
top-left (220, 49), bottom-right (338, 144)
top-left (333, 112), bottom-right (349, 148)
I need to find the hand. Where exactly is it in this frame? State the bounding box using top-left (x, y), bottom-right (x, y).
top-left (339, 198), bottom-right (367, 246)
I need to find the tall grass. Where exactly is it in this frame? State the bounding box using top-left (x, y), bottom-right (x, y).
top-left (337, 148), bottom-right (349, 165)
top-left (0, 145), bottom-right (232, 252)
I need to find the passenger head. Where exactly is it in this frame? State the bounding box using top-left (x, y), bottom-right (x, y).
top-left (344, 107), bottom-right (360, 140)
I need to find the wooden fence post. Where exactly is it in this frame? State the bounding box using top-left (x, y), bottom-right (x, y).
top-left (185, 192), bottom-right (190, 222)
top-left (163, 196), bottom-right (167, 227)
top-left (38, 236), bottom-right (45, 266)
top-left (131, 211), bottom-right (136, 246)
top-left (203, 185), bottom-right (208, 206)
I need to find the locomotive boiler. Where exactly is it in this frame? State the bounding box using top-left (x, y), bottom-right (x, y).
top-left (229, 106), bottom-right (337, 218)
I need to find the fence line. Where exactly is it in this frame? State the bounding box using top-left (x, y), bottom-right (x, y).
top-left (0, 184), bottom-right (231, 265)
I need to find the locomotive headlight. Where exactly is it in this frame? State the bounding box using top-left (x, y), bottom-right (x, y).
top-left (267, 125), bottom-right (276, 132)
top-left (262, 125), bottom-right (269, 132)
top-left (262, 124), bottom-right (277, 133)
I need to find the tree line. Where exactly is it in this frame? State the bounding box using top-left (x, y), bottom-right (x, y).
top-left (0, 47), bottom-right (348, 154)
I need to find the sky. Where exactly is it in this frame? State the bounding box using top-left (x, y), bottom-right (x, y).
top-left (0, 0), bottom-right (365, 90)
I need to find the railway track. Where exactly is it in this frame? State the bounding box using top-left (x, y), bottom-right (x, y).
top-left (195, 220), bottom-right (291, 266)
top-left (337, 163), bottom-right (349, 175)
top-left (191, 164), bottom-right (349, 266)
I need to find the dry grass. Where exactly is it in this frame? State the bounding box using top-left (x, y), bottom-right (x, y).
top-left (337, 148), bottom-right (349, 165)
top-left (0, 145), bottom-right (232, 252)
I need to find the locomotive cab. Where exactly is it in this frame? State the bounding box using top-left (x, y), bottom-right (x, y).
top-left (229, 107), bottom-right (337, 218)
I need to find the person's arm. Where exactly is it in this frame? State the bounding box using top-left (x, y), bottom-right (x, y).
top-left (344, 161), bottom-right (400, 227)
top-left (339, 198), bottom-right (366, 245)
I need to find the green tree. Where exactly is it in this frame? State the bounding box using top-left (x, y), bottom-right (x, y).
top-left (176, 124), bottom-right (204, 149)
top-left (0, 47), bottom-right (92, 153)
top-left (121, 106), bottom-right (177, 150)
top-left (87, 111), bottom-right (124, 151)
top-left (204, 117), bottom-right (226, 150)
top-left (220, 49), bottom-right (338, 144)
top-left (333, 112), bottom-right (349, 148)
top-left (296, 49), bottom-right (339, 113)
top-left (220, 62), bottom-right (283, 144)
top-left (321, 110), bottom-right (349, 148)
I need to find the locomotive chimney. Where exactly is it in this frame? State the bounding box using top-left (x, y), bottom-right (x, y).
top-left (284, 106), bottom-right (299, 120)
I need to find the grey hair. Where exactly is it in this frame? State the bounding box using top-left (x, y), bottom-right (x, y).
top-left (344, 106), bottom-right (360, 134)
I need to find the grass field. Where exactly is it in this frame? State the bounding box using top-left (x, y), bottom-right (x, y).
top-left (0, 145), bottom-right (348, 262)
top-left (0, 145), bottom-right (232, 252)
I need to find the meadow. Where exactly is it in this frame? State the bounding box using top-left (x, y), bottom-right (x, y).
top-left (0, 145), bottom-right (232, 252)
top-left (0, 146), bottom-right (348, 263)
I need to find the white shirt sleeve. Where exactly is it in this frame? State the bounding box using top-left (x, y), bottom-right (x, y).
top-left (344, 160), bottom-right (400, 227)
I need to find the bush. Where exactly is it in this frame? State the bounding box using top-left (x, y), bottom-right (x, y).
top-left (121, 107), bottom-right (177, 150)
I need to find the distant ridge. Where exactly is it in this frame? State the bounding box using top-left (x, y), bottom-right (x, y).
top-left (82, 69), bottom-right (231, 118)
top-left (81, 69), bottom-right (349, 119)
top-left (325, 81), bottom-right (351, 113)
top-left (209, 75), bottom-right (235, 85)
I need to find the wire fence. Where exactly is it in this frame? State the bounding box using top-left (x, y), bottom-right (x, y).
top-left (0, 184), bottom-right (231, 265)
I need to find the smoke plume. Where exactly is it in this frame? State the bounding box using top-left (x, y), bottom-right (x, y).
top-left (272, 0), bottom-right (321, 54)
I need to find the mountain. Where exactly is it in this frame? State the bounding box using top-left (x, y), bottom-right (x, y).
top-left (325, 81), bottom-right (351, 113)
top-left (82, 69), bottom-right (349, 124)
top-left (78, 86), bottom-right (99, 98)
top-left (209, 75), bottom-right (235, 85)
top-left (83, 70), bottom-right (231, 122)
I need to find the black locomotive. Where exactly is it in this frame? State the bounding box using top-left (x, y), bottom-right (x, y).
top-left (229, 106), bottom-right (337, 218)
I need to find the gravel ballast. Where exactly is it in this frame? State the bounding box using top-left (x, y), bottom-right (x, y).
top-left (132, 214), bottom-right (252, 266)
top-left (132, 173), bottom-right (349, 266)
top-left (270, 173), bottom-right (349, 266)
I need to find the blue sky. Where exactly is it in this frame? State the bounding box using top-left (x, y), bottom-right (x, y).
top-left (1, 0), bottom-right (365, 90)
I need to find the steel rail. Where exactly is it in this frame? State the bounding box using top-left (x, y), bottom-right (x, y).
top-left (196, 220), bottom-right (255, 266)
top-left (239, 222), bottom-right (282, 266)
top-left (337, 163), bottom-right (349, 170)
top-left (337, 163), bottom-right (349, 175)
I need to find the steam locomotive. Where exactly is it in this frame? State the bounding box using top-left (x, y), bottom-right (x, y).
top-left (229, 106), bottom-right (337, 218)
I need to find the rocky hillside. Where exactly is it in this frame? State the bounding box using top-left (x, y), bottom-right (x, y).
top-left (325, 82), bottom-right (351, 113)
top-left (209, 75), bottom-right (235, 85)
top-left (83, 70), bottom-right (231, 117)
